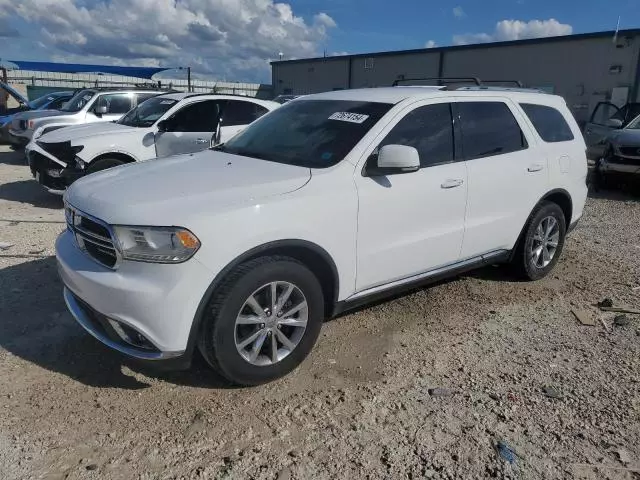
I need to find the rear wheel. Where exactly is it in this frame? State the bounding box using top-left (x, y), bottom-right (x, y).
top-left (87, 158), bottom-right (125, 174)
top-left (512, 201), bottom-right (566, 280)
top-left (198, 256), bottom-right (324, 386)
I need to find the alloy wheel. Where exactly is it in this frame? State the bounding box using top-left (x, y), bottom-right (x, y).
top-left (234, 282), bottom-right (308, 366)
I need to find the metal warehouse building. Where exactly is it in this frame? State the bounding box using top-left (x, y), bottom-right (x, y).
top-left (271, 29), bottom-right (640, 124)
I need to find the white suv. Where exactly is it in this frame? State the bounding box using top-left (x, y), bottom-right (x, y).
top-left (56, 86), bottom-right (588, 385)
top-left (26, 93), bottom-right (279, 193)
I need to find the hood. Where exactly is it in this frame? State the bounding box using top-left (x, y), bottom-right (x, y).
top-left (40, 121), bottom-right (133, 143)
top-left (610, 129), bottom-right (640, 147)
top-left (66, 150), bottom-right (312, 226)
top-left (0, 82), bottom-right (29, 105)
top-left (25, 109), bottom-right (70, 121)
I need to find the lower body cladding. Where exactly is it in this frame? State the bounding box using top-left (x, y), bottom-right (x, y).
top-left (56, 230), bottom-right (215, 363)
top-left (26, 148), bottom-right (83, 194)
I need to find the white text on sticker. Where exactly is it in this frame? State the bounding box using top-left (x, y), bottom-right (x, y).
top-left (329, 112), bottom-right (370, 124)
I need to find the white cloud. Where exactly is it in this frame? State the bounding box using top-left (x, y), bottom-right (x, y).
top-left (453, 6), bottom-right (465, 18)
top-left (0, 0), bottom-right (337, 82)
top-left (453, 18), bottom-right (572, 45)
top-left (425, 40), bottom-right (437, 48)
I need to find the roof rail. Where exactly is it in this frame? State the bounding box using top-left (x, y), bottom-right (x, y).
top-left (392, 77), bottom-right (527, 89)
top-left (481, 80), bottom-right (524, 87)
top-left (393, 77), bottom-right (481, 87)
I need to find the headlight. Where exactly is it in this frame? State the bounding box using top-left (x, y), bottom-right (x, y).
top-left (113, 226), bottom-right (200, 263)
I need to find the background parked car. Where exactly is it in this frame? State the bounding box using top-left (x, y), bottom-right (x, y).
top-left (9, 87), bottom-right (170, 145)
top-left (27, 93), bottom-right (279, 193)
top-left (0, 90), bottom-right (75, 145)
top-left (592, 113), bottom-right (640, 189)
top-left (584, 101), bottom-right (640, 159)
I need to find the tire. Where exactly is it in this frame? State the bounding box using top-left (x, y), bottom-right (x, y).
top-left (512, 201), bottom-right (566, 281)
top-left (87, 158), bottom-right (125, 174)
top-left (198, 256), bottom-right (325, 386)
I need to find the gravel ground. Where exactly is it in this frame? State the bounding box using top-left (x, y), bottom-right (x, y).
top-left (1, 144), bottom-right (639, 480)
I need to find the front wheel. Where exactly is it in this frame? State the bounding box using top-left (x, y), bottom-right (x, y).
top-left (198, 256), bottom-right (325, 386)
top-left (512, 201), bottom-right (566, 281)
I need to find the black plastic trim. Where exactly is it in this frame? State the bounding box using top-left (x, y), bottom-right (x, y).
top-left (333, 251), bottom-right (511, 316)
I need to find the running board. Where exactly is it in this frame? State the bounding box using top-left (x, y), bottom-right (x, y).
top-left (332, 250), bottom-right (510, 316)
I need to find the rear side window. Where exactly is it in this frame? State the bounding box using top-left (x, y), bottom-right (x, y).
top-left (521, 103), bottom-right (574, 142)
top-left (458, 102), bottom-right (527, 160)
top-left (378, 103), bottom-right (454, 167)
top-left (223, 100), bottom-right (269, 126)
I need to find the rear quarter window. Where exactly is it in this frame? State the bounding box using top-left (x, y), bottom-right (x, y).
top-left (520, 103), bottom-right (574, 143)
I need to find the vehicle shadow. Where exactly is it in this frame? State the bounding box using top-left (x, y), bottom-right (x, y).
top-left (0, 256), bottom-right (235, 390)
top-left (0, 147), bottom-right (26, 166)
top-left (588, 186), bottom-right (640, 201)
top-left (0, 180), bottom-right (64, 209)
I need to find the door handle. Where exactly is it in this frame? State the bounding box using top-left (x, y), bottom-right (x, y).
top-left (195, 138), bottom-right (208, 144)
top-left (440, 179), bottom-right (464, 189)
top-left (527, 164), bottom-right (544, 172)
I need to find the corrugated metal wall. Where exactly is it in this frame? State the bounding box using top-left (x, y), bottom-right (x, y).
top-left (272, 33), bottom-right (640, 124)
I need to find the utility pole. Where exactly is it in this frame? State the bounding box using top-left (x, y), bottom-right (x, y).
top-left (187, 67), bottom-right (192, 92)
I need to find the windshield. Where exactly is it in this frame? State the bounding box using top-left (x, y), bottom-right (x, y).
top-left (118, 97), bottom-right (178, 127)
top-left (60, 90), bottom-right (96, 112)
top-left (29, 94), bottom-right (58, 110)
top-left (216, 99), bottom-right (392, 168)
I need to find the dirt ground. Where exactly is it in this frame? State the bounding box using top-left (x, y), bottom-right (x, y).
top-left (0, 144), bottom-right (639, 480)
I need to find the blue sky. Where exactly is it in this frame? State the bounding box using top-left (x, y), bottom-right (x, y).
top-left (292, 0), bottom-right (639, 54)
top-left (0, 0), bottom-right (638, 81)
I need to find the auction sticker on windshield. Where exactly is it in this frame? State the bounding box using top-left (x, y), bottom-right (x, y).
top-left (329, 112), bottom-right (370, 124)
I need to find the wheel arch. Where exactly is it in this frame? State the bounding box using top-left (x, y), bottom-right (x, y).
top-left (510, 188), bottom-right (573, 261)
top-left (184, 239), bottom-right (340, 362)
top-left (89, 151), bottom-right (137, 166)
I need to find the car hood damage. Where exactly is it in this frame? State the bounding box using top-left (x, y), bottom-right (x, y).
top-left (41, 122), bottom-right (133, 142)
top-left (65, 150), bottom-right (312, 226)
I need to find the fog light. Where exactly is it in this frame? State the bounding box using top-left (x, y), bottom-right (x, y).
top-left (46, 169), bottom-right (63, 178)
top-left (108, 319), bottom-right (155, 350)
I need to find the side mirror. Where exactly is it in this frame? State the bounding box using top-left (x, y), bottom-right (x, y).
top-left (606, 118), bottom-right (623, 128)
top-left (94, 105), bottom-right (108, 117)
top-left (364, 144), bottom-right (420, 177)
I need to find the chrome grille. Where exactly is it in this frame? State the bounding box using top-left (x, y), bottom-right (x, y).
top-left (66, 205), bottom-right (119, 268)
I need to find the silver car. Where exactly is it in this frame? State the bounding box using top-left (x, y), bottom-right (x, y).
top-left (594, 114), bottom-right (640, 185)
top-left (9, 87), bottom-right (168, 144)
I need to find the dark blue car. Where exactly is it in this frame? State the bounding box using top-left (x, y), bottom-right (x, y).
top-left (0, 85), bottom-right (74, 144)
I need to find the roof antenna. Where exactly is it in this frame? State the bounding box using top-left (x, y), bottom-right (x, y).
top-left (613, 15), bottom-right (621, 43)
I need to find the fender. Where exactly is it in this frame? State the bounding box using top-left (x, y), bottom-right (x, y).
top-left (86, 148), bottom-right (141, 164)
top-left (509, 188), bottom-right (573, 261)
top-left (178, 239), bottom-right (340, 366)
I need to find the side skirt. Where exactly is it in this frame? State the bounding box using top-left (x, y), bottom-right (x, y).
top-left (332, 250), bottom-right (511, 316)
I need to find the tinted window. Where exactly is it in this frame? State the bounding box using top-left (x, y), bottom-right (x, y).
top-left (48, 96), bottom-right (71, 110)
top-left (94, 94), bottom-right (134, 114)
top-left (591, 103), bottom-right (621, 126)
top-left (223, 100), bottom-right (269, 126)
top-left (378, 103), bottom-right (454, 167)
top-left (169, 100), bottom-right (220, 132)
top-left (520, 103), bottom-right (574, 142)
top-left (118, 97), bottom-right (178, 128)
top-left (458, 102), bottom-right (527, 160)
top-left (217, 100), bottom-right (392, 168)
top-left (135, 93), bottom-right (159, 105)
top-left (29, 94), bottom-right (57, 110)
top-left (61, 89), bottom-right (96, 112)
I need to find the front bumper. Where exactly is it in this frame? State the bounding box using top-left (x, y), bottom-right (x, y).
top-left (26, 144), bottom-right (84, 194)
top-left (56, 230), bottom-right (214, 360)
